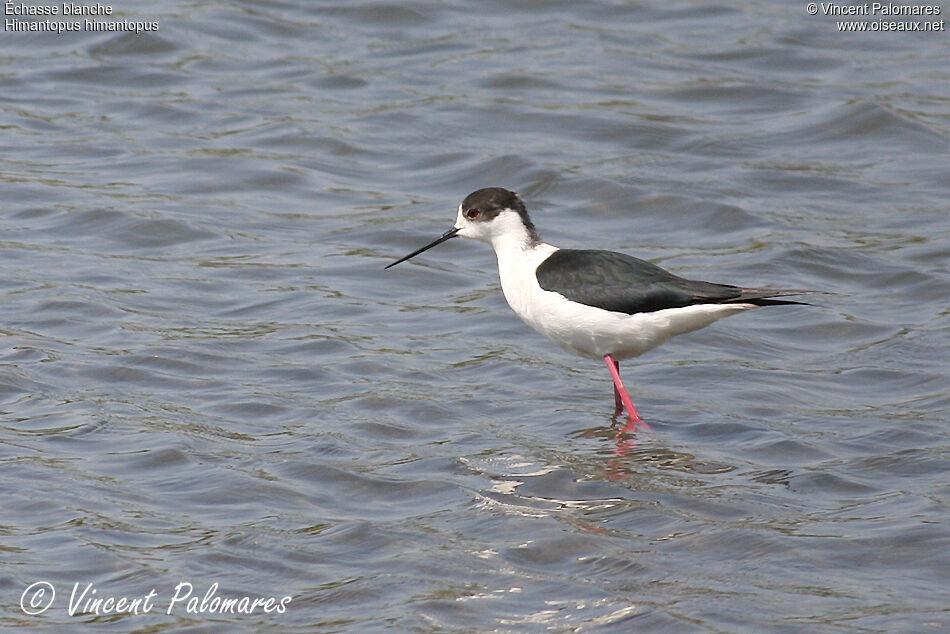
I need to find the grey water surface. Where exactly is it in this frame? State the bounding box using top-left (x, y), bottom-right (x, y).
top-left (2, 1), bottom-right (949, 632)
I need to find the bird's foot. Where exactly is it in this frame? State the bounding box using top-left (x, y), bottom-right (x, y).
top-left (620, 414), bottom-right (650, 433)
top-left (611, 411), bottom-right (650, 432)
top-left (612, 415), bottom-right (651, 457)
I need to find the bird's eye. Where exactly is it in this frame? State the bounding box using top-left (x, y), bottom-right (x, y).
top-left (465, 208), bottom-right (480, 219)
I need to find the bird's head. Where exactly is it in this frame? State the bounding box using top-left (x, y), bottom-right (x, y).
top-left (385, 187), bottom-right (540, 269)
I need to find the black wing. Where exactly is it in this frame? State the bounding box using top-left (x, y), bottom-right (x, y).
top-left (535, 249), bottom-right (807, 315)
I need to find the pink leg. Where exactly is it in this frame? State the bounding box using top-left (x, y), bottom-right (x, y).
top-left (603, 354), bottom-right (642, 423)
top-left (613, 383), bottom-right (624, 416)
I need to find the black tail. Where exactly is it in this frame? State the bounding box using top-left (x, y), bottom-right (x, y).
top-left (726, 287), bottom-right (815, 307)
top-left (742, 297), bottom-right (810, 307)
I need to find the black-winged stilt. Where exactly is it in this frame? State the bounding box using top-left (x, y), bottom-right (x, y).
top-left (386, 187), bottom-right (808, 425)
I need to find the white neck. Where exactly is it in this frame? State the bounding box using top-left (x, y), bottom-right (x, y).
top-left (490, 229), bottom-right (540, 257)
top-left (484, 212), bottom-right (541, 254)
top-left (491, 231), bottom-right (558, 321)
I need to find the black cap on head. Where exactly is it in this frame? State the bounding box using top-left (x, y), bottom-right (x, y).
top-left (461, 188), bottom-right (539, 243)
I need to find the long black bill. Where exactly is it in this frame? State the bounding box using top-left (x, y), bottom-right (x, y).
top-left (384, 227), bottom-right (461, 269)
